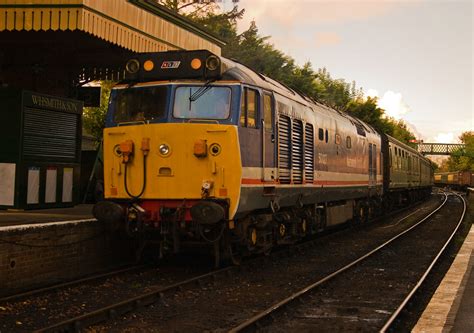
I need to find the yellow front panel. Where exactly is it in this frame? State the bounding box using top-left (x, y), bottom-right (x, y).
top-left (103, 123), bottom-right (242, 218)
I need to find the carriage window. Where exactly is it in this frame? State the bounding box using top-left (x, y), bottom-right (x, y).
top-left (335, 134), bottom-right (341, 145)
top-left (318, 128), bottom-right (324, 141)
top-left (325, 129), bottom-right (329, 143)
top-left (240, 88), bottom-right (258, 128)
top-left (346, 136), bottom-right (352, 148)
top-left (263, 93), bottom-right (273, 132)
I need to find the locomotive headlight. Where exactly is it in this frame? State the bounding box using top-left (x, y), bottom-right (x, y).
top-left (205, 55), bottom-right (220, 71)
top-left (125, 59), bottom-right (140, 74)
top-left (159, 143), bottom-right (170, 156)
top-left (210, 143), bottom-right (221, 156)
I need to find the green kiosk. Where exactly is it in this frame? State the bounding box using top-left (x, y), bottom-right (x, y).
top-left (0, 89), bottom-right (82, 210)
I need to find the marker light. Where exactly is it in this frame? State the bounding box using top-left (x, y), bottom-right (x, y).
top-left (191, 58), bottom-right (202, 70)
top-left (143, 60), bottom-right (154, 72)
top-left (159, 144), bottom-right (170, 156)
top-left (205, 55), bottom-right (220, 71)
top-left (125, 59), bottom-right (140, 74)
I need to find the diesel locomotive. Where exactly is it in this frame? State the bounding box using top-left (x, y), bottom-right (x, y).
top-left (93, 50), bottom-right (433, 264)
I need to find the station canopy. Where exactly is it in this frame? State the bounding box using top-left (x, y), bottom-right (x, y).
top-left (0, 0), bottom-right (224, 96)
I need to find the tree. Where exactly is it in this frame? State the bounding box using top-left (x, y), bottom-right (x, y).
top-left (82, 81), bottom-right (114, 146)
top-left (391, 120), bottom-right (416, 146)
top-left (346, 97), bottom-right (394, 134)
top-left (446, 131), bottom-right (474, 171)
top-left (156, 0), bottom-right (220, 15)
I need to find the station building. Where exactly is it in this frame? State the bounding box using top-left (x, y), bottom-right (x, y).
top-left (0, 0), bottom-right (224, 209)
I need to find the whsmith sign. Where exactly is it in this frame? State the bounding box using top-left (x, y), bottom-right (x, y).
top-left (25, 92), bottom-right (83, 114)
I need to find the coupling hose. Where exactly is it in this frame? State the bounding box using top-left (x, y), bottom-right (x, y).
top-left (124, 154), bottom-right (147, 199)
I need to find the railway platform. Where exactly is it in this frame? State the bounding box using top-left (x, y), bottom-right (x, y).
top-left (0, 204), bottom-right (131, 297)
top-left (0, 204), bottom-right (94, 228)
top-left (413, 193), bottom-right (474, 332)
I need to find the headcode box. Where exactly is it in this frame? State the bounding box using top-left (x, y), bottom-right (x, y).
top-left (0, 88), bottom-right (83, 209)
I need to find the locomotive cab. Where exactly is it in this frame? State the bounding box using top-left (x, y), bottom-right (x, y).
top-left (94, 51), bottom-right (245, 260)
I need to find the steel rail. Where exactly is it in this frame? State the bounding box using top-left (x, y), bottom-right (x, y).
top-left (32, 197), bottom-right (435, 332)
top-left (380, 192), bottom-right (467, 332)
top-left (34, 264), bottom-right (237, 333)
top-left (0, 264), bottom-right (147, 304)
top-left (229, 193), bottom-right (449, 332)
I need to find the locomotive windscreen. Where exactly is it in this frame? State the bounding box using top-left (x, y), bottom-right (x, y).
top-left (173, 86), bottom-right (231, 120)
top-left (113, 85), bottom-right (168, 123)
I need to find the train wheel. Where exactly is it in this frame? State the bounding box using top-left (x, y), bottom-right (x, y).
top-left (355, 201), bottom-right (368, 223)
top-left (300, 219), bottom-right (308, 236)
top-left (227, 243), bottom-right (242, 265)
top-left (368, 199), bottom-right (379, 219)
top-left (248, 227), bottom-right (258, 248)
top-left (213, 241), bottom-right (221, 268)
top-left (278, 223), bottom-right (286, 238)
top-left (221, 228), bottom-right (242, 266)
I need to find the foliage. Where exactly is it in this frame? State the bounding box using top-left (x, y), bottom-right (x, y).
top-left (446, 131), bottom-right (474, 171)
top-left (156, 0), bottom-right (220, 15)
top-left (82, 81), bottom-right (114, 146)
top-left (391, 120), bottom-right (417, 146)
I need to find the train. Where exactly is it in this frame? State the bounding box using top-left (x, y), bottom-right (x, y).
top-left (93, 50), bottom-right (433, 264)
top-left (434, 171), bottom-right (474, 190)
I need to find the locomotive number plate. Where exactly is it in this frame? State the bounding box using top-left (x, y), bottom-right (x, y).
top-left (161, 61), bottom-right (181, 69)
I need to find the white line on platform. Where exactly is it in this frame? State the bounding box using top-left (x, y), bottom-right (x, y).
top-left (0, 219), bottom-right (97, 232)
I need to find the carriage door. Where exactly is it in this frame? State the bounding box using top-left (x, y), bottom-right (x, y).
top-left (368, 143), bottom-right (376, 187)
top-left (262, 92), bottom-right (276, 181)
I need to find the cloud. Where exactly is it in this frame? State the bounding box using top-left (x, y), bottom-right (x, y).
top-left (365, 89), bottom-right (411, 120)
top-left (236, 0), bottom-right (408, 33)
top-left (433, 132), bottom-right (456, 144)
top-left (315, 32), bottom-right (342, 47)
top-left (365, 89), bottom-right (423, 139)
top-left (378, 91), bottom-right (411, 119)
top-left (366, 88), bottom-right (379, 98)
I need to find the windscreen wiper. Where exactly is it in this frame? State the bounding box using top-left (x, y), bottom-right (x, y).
top-left (189, 79), bottom-right (215, 102)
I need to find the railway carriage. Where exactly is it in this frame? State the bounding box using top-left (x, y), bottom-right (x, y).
top-left (93, 50), bottom-right (432, 263)
top-left (434, 171), bottom-right (473, 190)
top-left (381, 135), bottom-right (433, 206)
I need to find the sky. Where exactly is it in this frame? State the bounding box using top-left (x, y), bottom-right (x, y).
top-left (221, 0), bottom-right (473, 144)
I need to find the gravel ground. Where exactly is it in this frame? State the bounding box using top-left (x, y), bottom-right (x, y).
top-left (262, 194), bottom-right (466, 332)
top-left (391, 192), bottom-right (472, 332)
top-left (86, 196), bottom-right (443, 332)
top-left (0, 196), bottom-right (447, 332)
top-left (0, 253), bottom-right (215, 332)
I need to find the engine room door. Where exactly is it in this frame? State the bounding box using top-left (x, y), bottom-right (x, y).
top-left (368, 143), bottom-right (377, 187)
top-left (262, 92), bottom-right (276, 182)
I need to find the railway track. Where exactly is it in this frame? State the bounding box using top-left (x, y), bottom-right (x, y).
top-left (229, 192), bottom-right (466, 332)
top-left (0, 196), bottom-right (439, 332)
top-left (0, 264), bottom-right (147, 303)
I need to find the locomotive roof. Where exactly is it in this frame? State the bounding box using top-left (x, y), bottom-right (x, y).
top-left (220, 57), bottom-right (379, 136)
top-left (221, 57), bottom-right (432, 164)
